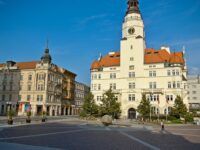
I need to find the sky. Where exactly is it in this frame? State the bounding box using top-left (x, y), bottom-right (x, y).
top-left (0, 0), bottom-right (200, 85)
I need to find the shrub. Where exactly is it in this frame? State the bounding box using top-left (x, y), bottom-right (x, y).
top-left (167, 115), bottom-right (178, 121)
top-left (79, 111), bottom-right (87, 118)
top-left (171, 119), bottom-right (182, 124)
top-left (184, 113), bottom-right (194, 123)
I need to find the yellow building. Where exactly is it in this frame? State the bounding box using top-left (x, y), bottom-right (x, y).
top-left (0, 46), bottom-right (76, 116)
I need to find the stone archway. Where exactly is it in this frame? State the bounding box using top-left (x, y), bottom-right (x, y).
top-left (128, 108), bottom-right (136, 119)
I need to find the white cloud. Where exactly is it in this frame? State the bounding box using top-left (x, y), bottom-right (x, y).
top-left (78, 14), bottom-right (112, 26)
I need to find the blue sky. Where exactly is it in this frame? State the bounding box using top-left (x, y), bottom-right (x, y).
top-left (0, 0), bottom-right (200, 85)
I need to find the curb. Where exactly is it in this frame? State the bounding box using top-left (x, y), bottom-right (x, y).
top-left (0, 118), bottom-right (79, 129)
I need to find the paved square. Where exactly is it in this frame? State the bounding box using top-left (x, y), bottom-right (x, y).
top-left (0, 121), bottom-right (200, 150)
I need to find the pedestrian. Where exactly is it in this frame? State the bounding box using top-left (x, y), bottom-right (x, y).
top-left (161, 121), bottom-right (164, 131)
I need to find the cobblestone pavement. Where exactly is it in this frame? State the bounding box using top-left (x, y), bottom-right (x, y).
top-left (0, 120), bottom-right (199, 150)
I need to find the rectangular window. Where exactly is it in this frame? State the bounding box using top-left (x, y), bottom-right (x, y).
top-left (129, 72), bottom-right (135, 78)
top-left (28, 85), bottom-right (31, 91)
top-left (153, 71), bottom-right (156, 77)
top-left (168, 82), bottom-right (171, 88)
top-left (167, 70), bottom-right (171, 76)
top-left (149, 71), bottom-right (153, 77)
top-left (97, 96), bottom-right (102, 101)
top-left (130, 57), bottom-right (134, 61)
top-left (129, 83), bottom-right (135, 89)
top-left (172, 70), bottom-right (176, 76)
top-left (149, 82), bottom-right (153, 89)
top-left (3, 85), bottom-right (6, 91)
top-left (37, 95), bottom-right (43, 102)
top-left (173, 82), bottom-right (176, 88)
top-left (98, 84), bottom-right (101, 90)
top-left (27, 95), bottom-right (31, 101)
top-left (110, 73), bottom-right (116, 79)
top-left (176, 70), bottom-right (180, 76)
top-left (192, 91), bottom-right (197, 94)
top-left (129, 94), bottom-right (135, 101)
top-left (149, 82), bottom-right (156, 89)
top-left (153, 82), bottom-right (157, 89)
top-left (2, 95), bottom-right (5, 101)
top-left (166, 95), bottom-right (173, 101)
top-left (28, 75), bottom-right (32, 81)
top-left (94, 74), bottom-right (97, 79)
top-left (110, 83), bottom-right (116, 90)
top-left (98, 74), bottom-right (101, 79)
top-left (94, 84), bottom-right (97, 90)
top-left (177, 82), bottom-right (181, 88)
top-left (129, 65), bottom-right (134, 70)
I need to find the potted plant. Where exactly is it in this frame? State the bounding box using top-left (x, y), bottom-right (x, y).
top-left (42, 111), bottom-right (47, 122)
top-left (7, 109), bottom-right (15, 125)
top-left (26, 111), bottom-right (31, 123)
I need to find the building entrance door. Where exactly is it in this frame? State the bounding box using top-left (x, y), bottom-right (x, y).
top-left (128, 108), bottom-right (136, 119)
top-left (37, 105), bottom-right (43, 115)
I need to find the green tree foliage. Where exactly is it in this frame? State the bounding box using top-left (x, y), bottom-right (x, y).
top-left (99, 89), bottom-right (121, 119)
top-left (171, 96), bottom-right (187, 118)
top-left (81, 92), bottom-right (99, 117)
top-left (184, 112), bottom-right (194, 123)
top-left (137, 95), bottom-right (150, 118)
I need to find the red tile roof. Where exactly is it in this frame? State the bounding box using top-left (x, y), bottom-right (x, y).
top-left (16, 61), bottom-right (39, 69)
top-left (145, 49), bottom-right (184, 64)
top-left (0, 61), bottom-right (38, 69)
top-left (0, 61), bottom-right (76, 76)
top-left (91, 49), bottom-right (185, 69)
top-left (91, 52), bottom-right (120, 69)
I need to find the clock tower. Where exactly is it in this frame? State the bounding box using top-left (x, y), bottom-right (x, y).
top-left (122, 0), bottom-right (145, 39)
top-left (120, 0), bottom-right (145, 94)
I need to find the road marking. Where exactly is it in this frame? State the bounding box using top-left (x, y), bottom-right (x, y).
top-left (105, 127), bottom-right (111, 131)
top-left (119, 131), bottom-right (160, 150)
top-left (0, 129), bottom-right (84, 140)
top-left (0, 142), bottom-right (65, 150)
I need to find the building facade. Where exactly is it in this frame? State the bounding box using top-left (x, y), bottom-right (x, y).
top-left (0, 47), bottom-right (76, 116)
top-left (188, 75), bottom-right (200, 110)
top-left (91, 0), bottom-right (188, 119)
top-left (74, 81), bottom-right (90, 115)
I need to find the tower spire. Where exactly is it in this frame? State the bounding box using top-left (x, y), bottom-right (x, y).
top-left (46, 39), bottom-right (49, 49)
top-left (41, 40), bottom-right (52, 64)
top-left (126, 0), bottom-right (140, 15)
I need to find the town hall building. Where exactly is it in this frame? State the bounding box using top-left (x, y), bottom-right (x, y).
top-left (91, 0), bottom-right (188, 119)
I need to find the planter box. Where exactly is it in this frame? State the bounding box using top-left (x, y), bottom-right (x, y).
top-left (42, 118), bottom-right (46, 122)
top-left (26, 119), bottom-right (31, 123)
top-left (7, 119), bottom-right (13, 125)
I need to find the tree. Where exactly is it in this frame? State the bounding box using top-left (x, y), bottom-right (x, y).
top-left (137, 95), bottom-right (150, 118)
top-left (99, 89), bottom-right (121, 119)
top-left (171, 96), bottom-right (187, 118)
top-left (81, 92), bottom-right (99, 117)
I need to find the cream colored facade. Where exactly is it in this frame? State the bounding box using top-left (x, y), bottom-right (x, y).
top-left (91, 0), bottom-right (188, 119)
top-left (188, 75), bottom-right (200, 110)
top-left (0, 47), bottom-right (76, 116)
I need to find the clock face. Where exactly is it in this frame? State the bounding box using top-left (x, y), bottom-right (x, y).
top-left (128, 27), bottom-right (135, 35)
